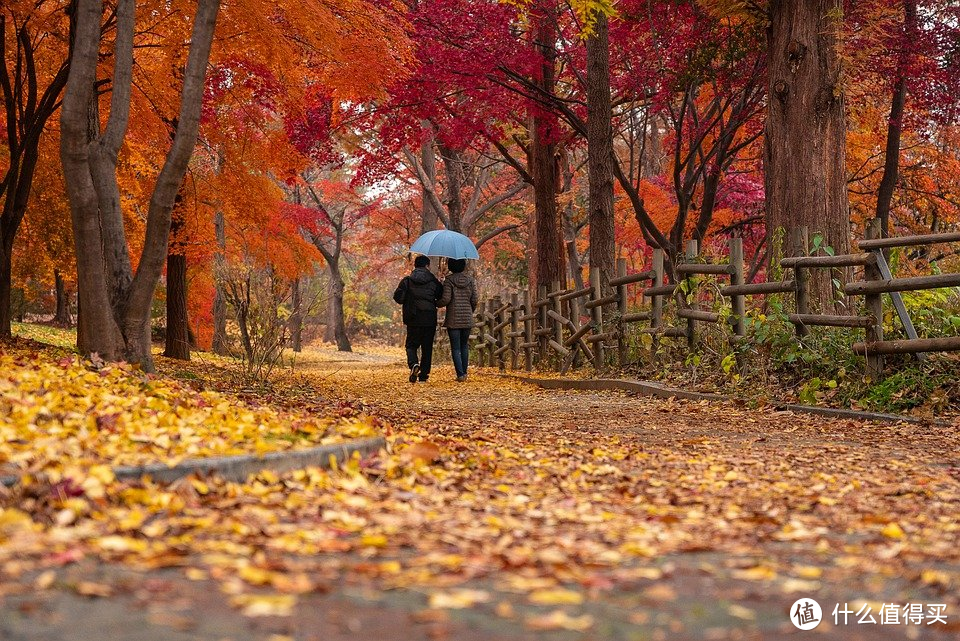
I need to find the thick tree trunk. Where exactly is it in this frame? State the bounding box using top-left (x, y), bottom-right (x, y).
top-left (327, 265), bottom-right (351, 352)
top-left (289, 277), bottom-right (303, 352)
top-left (530, 6), bottom-right (564, 291)
top-left (120, 0), bottom-right (219, 368)
top-left (420, 126), bottom-right (438, 234)
top-left (54, 270), bottom-right (72, 326)
top-left (61, 0), bottom-right (124, 360)
top-left (765, 0), bottom-right (850, 311)
top-left (0, 242), bottom-right (11, 337)
top-left (212, 210), bottom-right (228, 354)
top-left (586, 12), bottom-right (615, 286)
top-left (875, 0), bottom-right (916, 240)
top-left (163, 217), bottom-right (190, 360)
top-left (438, 145), bottom-right (465, 232)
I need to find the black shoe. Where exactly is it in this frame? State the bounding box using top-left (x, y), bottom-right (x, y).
top-left (409, 364), bottom-right (420, 383)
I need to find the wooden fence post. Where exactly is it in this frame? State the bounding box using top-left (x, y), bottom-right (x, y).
top-left (510, 293), bottom-right (520, 370)
top-left (590, 267), bottom-right (604, 370)
top-left (569, 289), bottom-right (583, 370)
top-left (864, 219), bottom-right (884, 378)
top-left (522, 290), bottom-right (533, 371)
top-left (551, 282), bottom-right (563, 367)
top-left (790, 227), bottom-right (810, 338)
top-left (684, 240), bottom-right (698, 349)
top-left (495, 295), bottom-right (507, 371)
top-left (537, 284), bottom-right (548, 365)
top-left (651, 249), bottom-right (664, 351)
top-left (729, 238), bottom-right (746, 338)
top-left (486, 299), bottom-right (497, 367)
top-left (616, 258), bottom-right (628, 367)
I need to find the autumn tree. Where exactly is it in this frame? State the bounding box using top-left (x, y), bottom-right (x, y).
top-left (289, 175), bottom-right (372, 353)
top-left (764, 0), bottom-right (850, 309)
top-left (1, 0), bottom-right (72, 337)
top-left (585, 9), bottom-right (615, 284)
top-left (59, 0), bottom-right (219, 369)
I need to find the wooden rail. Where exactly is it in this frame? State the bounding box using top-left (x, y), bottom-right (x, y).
top-left (468, 225), bottom-right (960, 377)
top-left (858, 231), bottom-right (960, 250)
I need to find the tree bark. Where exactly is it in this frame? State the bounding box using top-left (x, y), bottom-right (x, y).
top-left (54, 270), bottom-right (72, 326)
top-left (163, 213), bottom-right (190, 360)
top-left (212, 209), bottom-right (228, 354)
top-left (530, 4), bottom-right (564, 291)
top-left (765, 0), bottom-right (850, 311)
top-left (327, 265), bottom-right (351, 352)
top-left (875, 0), bottom-right (916, 240)
top-left (438, 144), bottom-right (465, 232)
top-left (61, 0), bottom-right (124, 359)
top-left (0, 242), bottom-right (11, 334)
top-left (585, 12), bottom-right (615, 286)
top-left (420, 124), bottom-right (438, 234)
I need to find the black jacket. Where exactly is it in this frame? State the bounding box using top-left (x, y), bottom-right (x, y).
top-left (393, 267), bottom-right (443, 326)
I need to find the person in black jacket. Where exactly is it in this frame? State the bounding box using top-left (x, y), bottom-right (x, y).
top-left (393, 256), bottom-right (443, 383)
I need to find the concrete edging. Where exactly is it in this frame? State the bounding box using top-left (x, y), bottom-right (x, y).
top-left (503, 374), bottom-right (954, 426)
top-left (0, 436), bottom-right (387, 488)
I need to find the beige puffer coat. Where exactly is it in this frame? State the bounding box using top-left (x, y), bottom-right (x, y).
top-left (438, 272), bottom-right (478, 329)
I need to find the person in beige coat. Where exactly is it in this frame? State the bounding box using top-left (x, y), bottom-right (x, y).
top-left (437, 259), bottom-right (478, 381)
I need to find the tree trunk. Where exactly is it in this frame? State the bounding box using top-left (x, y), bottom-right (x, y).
top-left (327, 265), bottom-right (351, 352)
top-left (642, 113), bottom-right (662, 180)
top-left (0, 242), bottom-right (11, 337)
top-left (212, 210), bottom-right (228, 354)
top-left (563, 205), bottom-right (585, 291)
top-left (438, 145), bottom-right (465, 232)
top-left (530, 5), bottom-right (564, 291)
top-left (420, 124), bottom-right (438, 234)
top-left (59, 0), bottom-right (220, 370)
top-left (54, 270), bottom-right (72, 326)
top-left (875, 0), bottom-right (916, 240)
top-left (163, 213), bottom-right (190, 360)
top-left (61, 0), bottom-right (125, 360)
top-left (586, 12), bottom-right (615, 286)
top-left (289, 277), bottom-right (303, 352)
top-left (765, 0), bottom-right (850, 311)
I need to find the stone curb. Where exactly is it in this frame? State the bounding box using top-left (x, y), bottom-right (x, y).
top-left (502, 374), bottom-right (955, 427)
top-left (0, 436), bottom-right (387, 488)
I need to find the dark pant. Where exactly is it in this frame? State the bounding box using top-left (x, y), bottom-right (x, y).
top-left (448, 328), bottom-right (471, 378)
top-left (405, 325), bottom-right (436, 380)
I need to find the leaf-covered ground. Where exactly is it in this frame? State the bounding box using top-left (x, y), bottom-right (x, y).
top-left (0, 340), bottom-right (378, 482)
top-left (1, 338), bottom-right (959, 640)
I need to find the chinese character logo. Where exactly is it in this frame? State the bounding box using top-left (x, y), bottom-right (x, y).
top-left (790, 598), bottom-right (823, 630)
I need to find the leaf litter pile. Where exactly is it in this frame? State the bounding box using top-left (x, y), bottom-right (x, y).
top-left (1, 342), bottom-right (959, 636)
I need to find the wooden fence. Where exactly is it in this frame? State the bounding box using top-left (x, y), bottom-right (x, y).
top-left (470, 224), bottom-right (960, 376)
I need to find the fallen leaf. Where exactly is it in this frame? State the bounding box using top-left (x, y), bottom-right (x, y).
top-left (525, 610), bottom-right (594, 631)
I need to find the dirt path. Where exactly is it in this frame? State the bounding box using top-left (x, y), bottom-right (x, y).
top-left (2, 346), bottom-right (958, 640)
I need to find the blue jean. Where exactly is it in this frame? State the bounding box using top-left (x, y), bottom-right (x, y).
top-left (448, 328), bottom-right (471, 377)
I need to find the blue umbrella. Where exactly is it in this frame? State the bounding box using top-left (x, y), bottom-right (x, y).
top-left (409, 229), bottom-right (480, 260)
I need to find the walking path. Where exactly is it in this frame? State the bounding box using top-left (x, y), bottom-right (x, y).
top-left (2, 345), bottom-right (958, 640)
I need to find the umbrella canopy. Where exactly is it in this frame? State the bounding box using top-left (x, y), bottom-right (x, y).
top-left (409, 229), bottom-right (480, 260)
